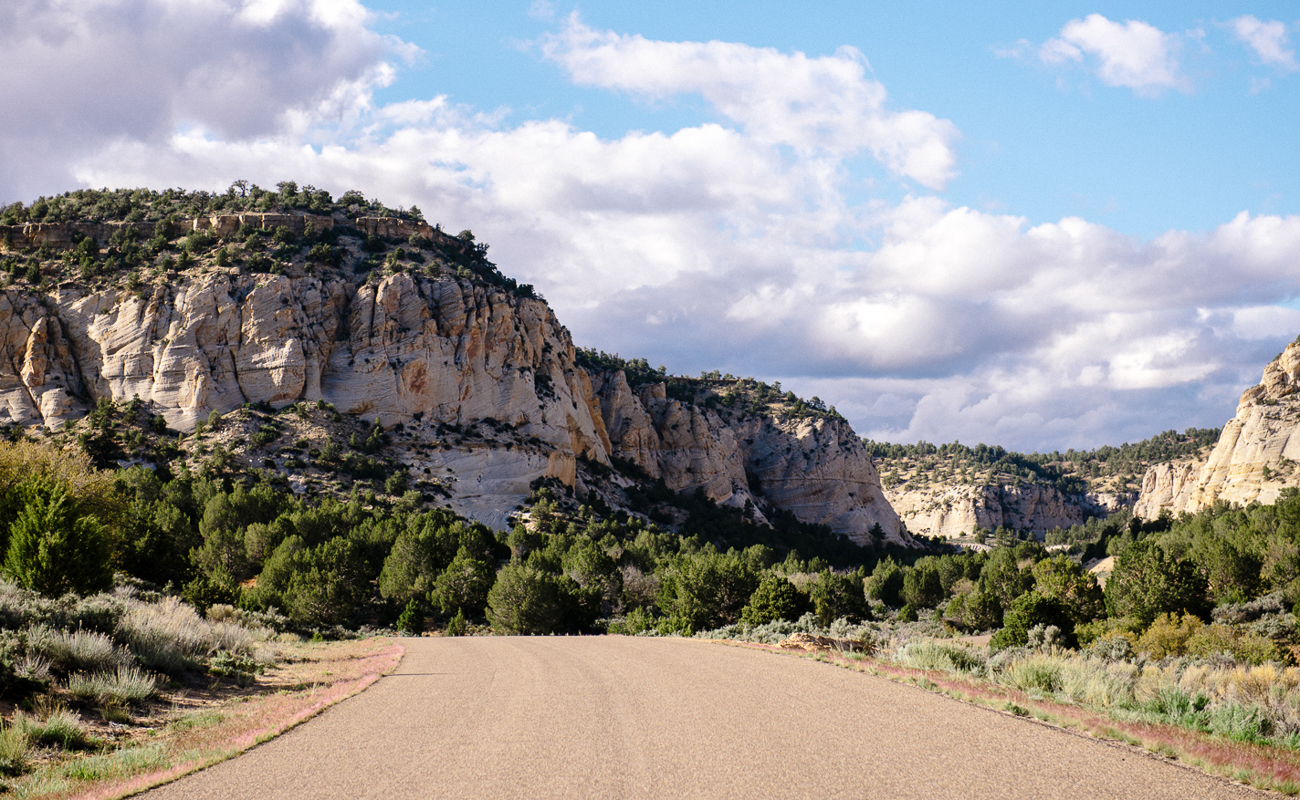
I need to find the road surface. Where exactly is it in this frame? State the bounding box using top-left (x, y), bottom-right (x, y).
top-left (142, 636), bottom-right (1264, 799)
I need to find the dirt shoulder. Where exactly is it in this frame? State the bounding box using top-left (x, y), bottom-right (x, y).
top-left (10, 637), bottom-right (403, 800)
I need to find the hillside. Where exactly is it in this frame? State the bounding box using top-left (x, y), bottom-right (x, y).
top-left (868, 430), bottom-right (1220, 540)
top-left (0, 184), bottom-right (906, 549)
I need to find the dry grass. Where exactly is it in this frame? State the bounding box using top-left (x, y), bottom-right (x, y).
top-left (3, 637), bottom-right (403, 800)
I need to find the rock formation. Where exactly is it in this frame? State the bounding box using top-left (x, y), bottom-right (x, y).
top-left (1135, 338), bottom-right (1300, 517)
top-left (884, 481), bottom-right (1128, 539)
top-left (0, 214), bottom-right (904, 544)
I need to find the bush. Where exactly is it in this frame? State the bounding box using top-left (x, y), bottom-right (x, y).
top-left (1136, 612), bottom-right (1204, 659)
top-left (66, 666), bottom-right (157, 706)
top-left (991, 593), bottom-right (1072, 651)
top-left (396, 599), bottom-right (425, 635)
top-left (27, 626), bottom-right (129, 675)
top-left (4, 481), bottom-right (113, 597)
top-left (486, 562), bottom-right (562, 635)
top-left (741, 574), bottom-right (805, 626)
top-left (0, 721), bottom-right (30, 776)
top-left (446, 607), bottom-right (468, 637)
top-left (18, 701), bottom-right (89, 750)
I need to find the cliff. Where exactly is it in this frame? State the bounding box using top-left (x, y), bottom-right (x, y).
top-left (885, 481), bottom-right (1128, 539)
top-left (0, 211), bottom-right (905, 545)
top-left (1135, 338), bottom-right (1300, 517)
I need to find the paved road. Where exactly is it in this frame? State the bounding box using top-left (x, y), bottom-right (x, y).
top-left (143, 637), bottom-right (1264, 799)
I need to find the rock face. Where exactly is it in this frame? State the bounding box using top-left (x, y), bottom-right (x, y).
top-left (0, 258), bottom-right (903, 544)
top-left (593, 373), bottom-right (905, 545)
top-left (1136, 339), bottom-right (1300, 517)
top-left (884, 482), bottom-right (1127, 539)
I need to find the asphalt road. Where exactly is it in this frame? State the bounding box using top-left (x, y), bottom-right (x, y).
top-left (142, 637), bottom-right (1265, 799)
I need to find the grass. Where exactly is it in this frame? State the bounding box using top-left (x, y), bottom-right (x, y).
top-left (26, 627), bottom-right (128, 675)
top-left (65, 666), bottom-right (157, 707)
top-left (17, 699), bottom-right (90, 750)
top-left (3, 638), bottom-right (403, 800)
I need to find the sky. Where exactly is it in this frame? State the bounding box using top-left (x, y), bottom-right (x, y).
top-left (2, 1), bottom-right (1300, 453)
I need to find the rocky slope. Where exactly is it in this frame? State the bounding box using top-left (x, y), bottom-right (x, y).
top-left (0, 209), bottom-right (905, 545)
top-left (1135, 338), bottom-right (1300, 517)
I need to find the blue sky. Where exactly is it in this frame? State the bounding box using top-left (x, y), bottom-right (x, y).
top-left (2, 1), bottom-right (1300, 451)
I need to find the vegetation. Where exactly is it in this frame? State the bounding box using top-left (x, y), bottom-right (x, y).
top-left (867, 428), bottom-right (1220, 496)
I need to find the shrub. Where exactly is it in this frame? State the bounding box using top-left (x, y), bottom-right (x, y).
top-left (27, 626), bottom-right (128, 675)
top-left (430, 547), bottom-right (494, 616)
top-left (4, 481), bottom-right (113, 597)
top-left (486, 562), bottom-right (562, 635)
top-left (0, 721), bottom-right (30, 776)
top-left (991, 592), bottom-right (1072, 651)
top-left (18, 701), bottom-right (89, 750)
top-left (1186, 624), bottom-right (1279, 665)
top-left (396, 599), bottom-right (425, 635)
top-left (116, 596), bottom-right (249, 675)
top-left (66, 666), bottom-right (157, 706)
top-left (208, 651), bottom-right (263, 687)
top-left (894, 640), bottom-right (986, 674)
top-left (1003, 655), bottom-right (1063, 694)
top-left (741, 574), bottom-right (805, 626)
top-left (446, 607), bottom-right (468, 637)
top-left (1136, 612), bottom-right (1204, 659)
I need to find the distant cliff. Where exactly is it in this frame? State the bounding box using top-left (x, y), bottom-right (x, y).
top-left (1136, 337), bottom-right (1300, 518)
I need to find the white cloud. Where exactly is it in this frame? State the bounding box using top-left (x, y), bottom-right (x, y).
top-left (6, 5), bottom-right (1300, 452)
top-left (1035, 14), bottom-right (1191, 96)
top-left (538, 16), bottom-right (960, 189)
top-left (1230, 15), bottom-right (1298, 72)
top-left (0, 0), bottom-right (411, 202)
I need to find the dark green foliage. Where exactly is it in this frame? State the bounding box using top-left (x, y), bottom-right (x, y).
top-left (741, 574), bottom-right (806, 626)
top-left (1105, 539), bottom-right (1212, 626)
top-left (656, 546), bottom-right (762, 633)
top-left (902, 561), bottom-right (944, 609)
top-left (4, 481), bottom-right (111, 597)
top-left (430, 546), bottom-right (495, 616)
top-left (396, 598), bottom-right (425, 635)
top-left (866, 557), bottom-right (905, 607)
top-left (990, 592), bottom-right (1074, 650)
top-left (486, 561), bottom-right (563, 635)
top-left (808, 570), bottom-right (868, 625)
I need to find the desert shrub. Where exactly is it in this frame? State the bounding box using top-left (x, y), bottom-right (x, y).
top-left (1208, 701), bottom-right (1274, 741)
top-left (1145, 685), bottom-right (1210, 729)
top-left (1003, 655), bottom-right (1064, 694)
top-left (66, 666), bottom-right (157, 706)
top-left (18, 701), bottom-right (89, 750)
top-left (1136, 612), bottom-right (1205, 659)
top-left (27, 626), bottom-right (129, 675)
top-left (809, 571), bottom-right (868, 625)
top-left (866, 557), bottom-right (904, 607)
top-left (896, 604), bottom-right (918, 623)
top-left (445, 607), bottom-right (468, 637)
top-left (1105, 540), bottom-right (1211, 626)
top-left (0, 721), bottom-right (31, 776)
top-left (1186, 624), bottom-right (1278, 665)
top-left (607, 606), bottom-right (657, 636)
top-left (1085, 635), bottom-right (1136, 662)
top-left (894, 640), bottom-right (986, 674)
top-left (207, 651), bottom-right (263, 687)
top-left (115, 597), bottom-right (220, 674)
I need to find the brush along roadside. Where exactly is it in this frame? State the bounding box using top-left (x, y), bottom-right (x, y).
top-left (4, 637), bottom-right (402, 800)
top-left (723, 632), bottom-right (1300, 795)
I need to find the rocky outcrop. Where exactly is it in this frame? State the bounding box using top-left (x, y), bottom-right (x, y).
top-left (593, 372), bottom-right (905, 546)
top-left (885, 481), bottom-right (1127, 539)
top-left (0, 268), bottom-right (903, 544)
top-left (1136, 339), bottom-right (1300, 517)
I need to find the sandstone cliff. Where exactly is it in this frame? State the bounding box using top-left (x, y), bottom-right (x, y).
top-left (1136, 338), bottom-right (1300, 517)
top-left (0, 212), bottom-right (904, 545)
top-left (884, 481), bottom-right (1128, 539)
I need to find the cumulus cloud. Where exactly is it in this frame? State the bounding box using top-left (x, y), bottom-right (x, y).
top-left (0, 0), bottom-right (412, 201)
top-left (6, 5), bottom-right (1300, 451)
top-left (1230, 15), bottom-right (1298, 72)
top-left (1034, 14), bottom-right (1191, 96)
top-left (538, 16), bottom-right (960, 188)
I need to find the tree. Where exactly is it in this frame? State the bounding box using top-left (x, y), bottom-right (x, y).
top-left (809, 570), bottom-right (868, 625)
top-left (1105, 540), bottom-right (1211, 626)
top-left (487, 561), bottom-right (563, 635)
top-left (990, 592), bottom-right (1072, 650)
top-left (1031, 555), bottom-right (1105, 625)
top-left (902, 562), bottom-right (945, 609)
top-left (430, 546), bottom-right (494, 616)
top-left (866, 557), bottom-right (904, 607)
top-left (741, 574), bottom-right (806, 626)
top-left (4, 480), bottom-right (112, 597)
